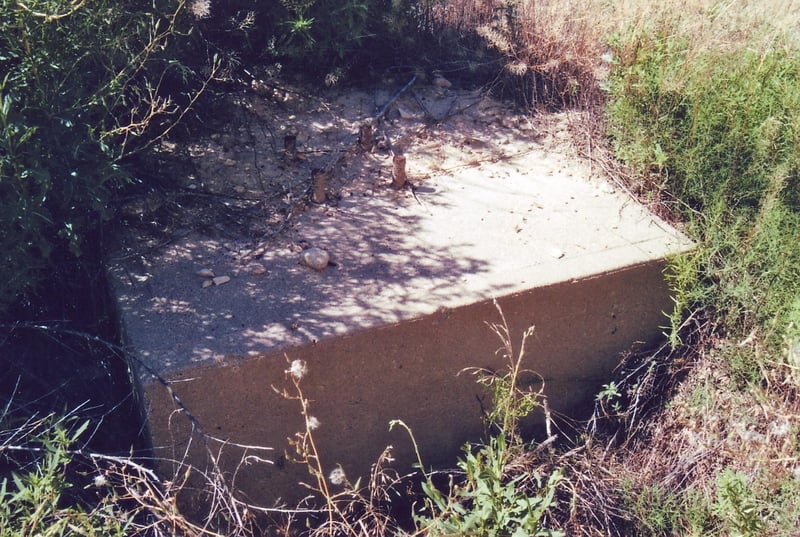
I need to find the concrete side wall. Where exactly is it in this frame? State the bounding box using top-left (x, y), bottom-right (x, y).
top-left (142, 260), bottom-right (671, 506)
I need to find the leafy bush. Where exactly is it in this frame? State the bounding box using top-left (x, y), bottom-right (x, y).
top-left (277, 0), bottom-right (371, 74)
top-left (195, 0), bottom-right (433, 84)
top-left (0, 0), bottom-right (212, 316)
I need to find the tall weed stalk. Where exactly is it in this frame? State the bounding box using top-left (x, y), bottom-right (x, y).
top-left (396, 303), bottom-right (564, 537)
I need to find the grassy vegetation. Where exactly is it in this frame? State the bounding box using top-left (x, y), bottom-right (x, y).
top-left (598, 1), bottom-right (800, 535)
top-left (3, 0), bottom-right (800, 535)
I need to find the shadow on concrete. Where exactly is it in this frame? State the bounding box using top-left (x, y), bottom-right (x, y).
top-left (110, 85), bottom-right (546, 377)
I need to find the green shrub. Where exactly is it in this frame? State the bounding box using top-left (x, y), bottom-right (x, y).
top-left (0, 1), bottom-right (210, 316)
top-left (607, 30), bottom-right (800, 211)
top-left (277, 0), bottom-right (370, 74)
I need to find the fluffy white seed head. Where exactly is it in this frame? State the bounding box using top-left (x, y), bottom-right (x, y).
top-left (329, 467), bottom-right (347, 486)
top-left (189, 0), bottom-right (211, 19)
top-left (288, 359), bottom-right (307, 380)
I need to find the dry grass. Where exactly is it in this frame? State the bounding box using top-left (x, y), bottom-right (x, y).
top-left (603, 0), bottom-right (800, 49)
top-left (610, 328), bottom-right (800, 534)
top-left (428, 0), bottom-right (800, 109)
top-left (422, 0), bottom-right (606, 108)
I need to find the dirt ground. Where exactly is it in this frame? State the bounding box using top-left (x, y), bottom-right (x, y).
top-left (112, 73), bottom-right (603, 268)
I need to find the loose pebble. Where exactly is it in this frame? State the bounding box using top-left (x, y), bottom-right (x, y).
top-left (397, 104), bottom-right (420, 120)
top-left (212, 275), bottom-right (231, 285)
top-left (600, 182), bottom-right (616, 194)
top-left (300, 247), bottom-right (330, 271)
top-left (202, 279), bottom-right (213, 289)
top-left (196, 268), bottom-right (215, 278)
top-left (433, 75), bottom-right (452, 89)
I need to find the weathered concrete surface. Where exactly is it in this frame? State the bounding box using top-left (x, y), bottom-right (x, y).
top-left (109, 98), bottom-right (692, 506)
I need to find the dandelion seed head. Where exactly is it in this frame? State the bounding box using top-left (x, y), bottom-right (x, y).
top-left (189, 0), bottom-right (211, 19)
top-left (93, 474), bottom-right (108, 488)
top-left (325, 72), bottom-right (339, 87)
top-left (306, 416), bottom-right (320, 430)
top-left (329, 467), bottom-right (346, 486)
top-left (288, 359), bottom-right (307, 380)
top-left (741, 429), bottom-right (764, 443)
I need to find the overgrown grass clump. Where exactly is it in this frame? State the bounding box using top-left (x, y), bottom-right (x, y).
top-left (607, 20), bottom-right (800, 350)
top-left (603, 8), bottom-right (800, 536)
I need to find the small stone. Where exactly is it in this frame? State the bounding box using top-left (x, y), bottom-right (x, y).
top-left (433, 75), bottom-right (452, 89)
top-left (196, 268), bottom-right (215, 278)
top-left (212, 275), bottom-right (231, 285)
top-left (201, 279), bottom-right (213, 289)
top-left (397, 104), bottom-right (420, 120)
top-left (250, 264), bottom-right (267, 276)
top-left (160, 140), bottom-right (177, 152)
top-left (600, 182), bottom-right (616, 194)
top-left (300, 247), bottom-right (330, 271)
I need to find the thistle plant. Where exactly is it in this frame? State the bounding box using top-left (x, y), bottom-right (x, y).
top-left (274, 358), bottom-right (401, 537)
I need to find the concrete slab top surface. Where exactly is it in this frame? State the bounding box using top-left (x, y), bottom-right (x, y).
top-left (109, 86), bottom-right (693, 379)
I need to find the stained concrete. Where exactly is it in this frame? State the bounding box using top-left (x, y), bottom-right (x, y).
top-left (109, 90), bottom-right (693, 506)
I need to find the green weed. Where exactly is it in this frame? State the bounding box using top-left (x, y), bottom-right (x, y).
top-left (712, 469), bottom-right (766, 537)
top-left (398, 304), bottom-right (564, 537)
top-left (418, 432), bottom-right (562, 537)
top-left (0, 415), bottom-right (133, 537)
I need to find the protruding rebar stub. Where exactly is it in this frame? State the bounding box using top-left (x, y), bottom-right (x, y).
top-left (359, 120), bottom-right (374, 152)
top-left (392, 153), bottom-right (407, 189)
top-left (284, 133), bottom-right (298, 161)
top-left (311, 168), bottom-right (327, 204)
